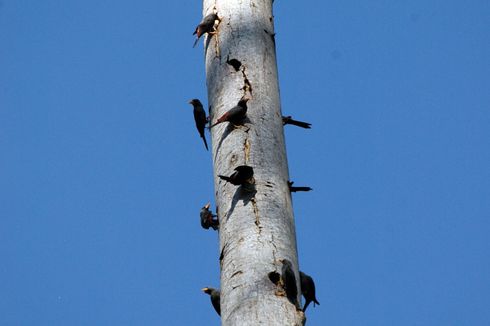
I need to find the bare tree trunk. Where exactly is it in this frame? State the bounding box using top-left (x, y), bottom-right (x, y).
top-left (203, 0), bottom-right (305, 325)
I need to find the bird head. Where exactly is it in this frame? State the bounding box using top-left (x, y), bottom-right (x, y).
top-left (189, 99), bottom-right (202, 106)
top-left (238, 97), bottom-right (250, 106)
top-left (202, 287), bottom-right (213, 294)
top-left (280, 259), bottom-right (293, 267)
top-left (203, 202), bottom-right (211, 210)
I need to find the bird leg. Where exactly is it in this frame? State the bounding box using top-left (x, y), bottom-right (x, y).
top-left (232, 124), bottom-right (250, 133)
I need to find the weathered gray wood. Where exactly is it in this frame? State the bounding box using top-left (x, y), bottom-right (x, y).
top-left (202, 0), bottom-right (305, 325)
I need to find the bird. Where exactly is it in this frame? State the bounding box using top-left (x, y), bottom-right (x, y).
top-left (282, 116), bottom-right (311, 129)
top-left (300, 271), bottom-right (320, 312)
top-left (288, 181), bottom-right (312, 192)
top-left (281, 259), bottom-right (299, 307)
top-left (200, 202), bottom-right (219, 230)
top-left (202, 287), bottom-right (221, 316)
top-left (210, 98), bottom-right (249, 128)
top-left (193, 13), bottom-right (219, 48)
top-left (188, 99), bottom-right (209, 150)
top-left (218, 165), bottom-right (254, 186)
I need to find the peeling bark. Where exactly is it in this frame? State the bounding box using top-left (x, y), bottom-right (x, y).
top-left (203, 0), bottom-right (304, 325)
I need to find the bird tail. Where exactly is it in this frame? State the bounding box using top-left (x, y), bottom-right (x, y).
top-left (313, 299), bottom-right (320, 306)
top-left (290, 186), bottom-right (312, 192)
top-left (287, 293), bottom-right (299, 308)
top-left (302, 301), bottom-right (310, 312)
top-left (289, 119), bottom-right (311, 129)
top-left (202, 136), bottom-right (209, 150)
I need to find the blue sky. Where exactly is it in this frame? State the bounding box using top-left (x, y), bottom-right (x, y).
top-left (1, 1), bottom-right (489, 325)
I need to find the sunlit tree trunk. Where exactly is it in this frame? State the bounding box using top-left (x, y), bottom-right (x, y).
top-left (202, 0), bottom-right (305, 324)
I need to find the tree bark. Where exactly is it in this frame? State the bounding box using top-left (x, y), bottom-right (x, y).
top-left (203, 1), bottom-right (305, 325)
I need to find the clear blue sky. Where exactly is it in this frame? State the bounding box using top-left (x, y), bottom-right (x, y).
top-left (1, 1), bottom-right (489, 325)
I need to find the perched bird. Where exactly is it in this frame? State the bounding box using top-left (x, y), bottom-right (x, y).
top-left (200, 202), bottom-right (219, 230)
top-left (300, 271), bottom-right (320, 312)
top-left (282, 116), bottom-right (312, 129)
top-left (193, 13), bottom-right (219, 48)
top-left (288, 181), bottom-right (312, 192)
top-left (202, 287), bottom-right (221, 316)
top-left (218, 165), bottom-right (254, 186)
top-left (210, 98), bottom-right (249, 128)
top-left (281, 259), bottom-right (299, 307)
top-left (188, 99), bottom-right (209, 150)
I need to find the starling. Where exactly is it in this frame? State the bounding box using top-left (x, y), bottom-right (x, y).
top-left (210, 98), bottom-right (249, 128)
top-left (202, 287), bottom-right (221, 316)
top-left (300, 271), bottom-right (320, 312)
top-left (288, 181), bottom-right (312, 192)
top-left (188, 99), bottom-right (209, 150)
top-left (282, 116), bottom-right (312, 129)
top-left (200, 202), bottom-right (219, 230)
top-left (193, 13), bottom-right (219, 48)
top-left (218, 165), bottom-right (254, 186)
top-left (281, 259), bottom-right (299, 307)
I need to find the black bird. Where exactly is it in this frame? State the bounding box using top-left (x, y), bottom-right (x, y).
top-left (202, 287), bottom-right (221, 316)
top-left (188, 99), bottom-right (209, 150)
top-left (300, 271), bottom-right (320, 312)
top-left (193, 13), bottom-right (219, 48)
top-left (200, 202), bottom-right (219, 230)
top-left (281, 259), bottom-right (299, 307)
top-left (288, 181), bottom-right (312, 192)
top-left (218, 165), bottom-right (254, 186)
top-left (210, 98), bottom-right (249, 128)
top-left (282, 116), bottom-right (312, 129)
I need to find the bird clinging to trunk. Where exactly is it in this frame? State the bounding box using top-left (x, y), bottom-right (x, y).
top-left (288, 181), bottom-right (312, 192)
top-left (202, 287), bottom-right (221, 316)
top-left (281, 259), bottom-right (299, 308)
top-left (282, 116), bottom-right (312, 129)
top-left (210, 98), bottom-right (249, 128)
top-left (188, 99), bottom-right (209, 150)
top-left (300, 271), bottom-right (320, 312)
top-left (200, 202), bottom-right (219, 230)
top-left (218, 165), bottom-right (254, 186)
top-left (193, 13), bottom-right (219, 48)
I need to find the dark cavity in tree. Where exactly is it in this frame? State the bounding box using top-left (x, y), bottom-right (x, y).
top-left (227, 58), bottom-right (242, 72)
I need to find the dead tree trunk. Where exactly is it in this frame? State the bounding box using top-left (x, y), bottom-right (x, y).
top-left (203, 0), bottom-right (305, 324)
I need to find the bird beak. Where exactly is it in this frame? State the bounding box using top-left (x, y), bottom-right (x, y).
top-left (188, 100), bottom-right (193, 104)
top-left (201, 287), bottom-right (209, 292)
top-left (204, 202), bottom-right (211, 209)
